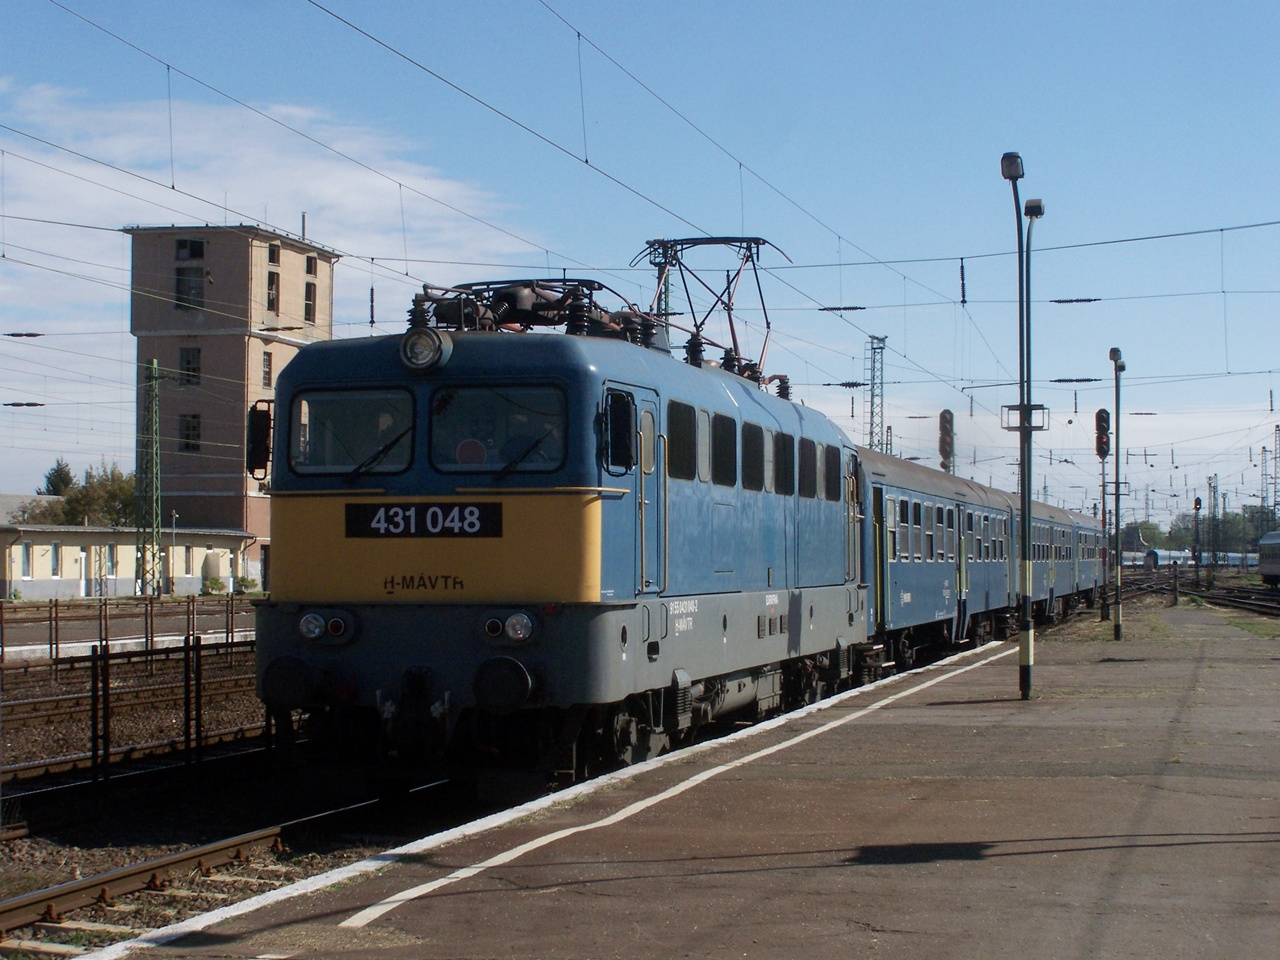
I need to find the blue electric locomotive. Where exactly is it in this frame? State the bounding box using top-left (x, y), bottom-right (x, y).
top-left (251, 271), bottom-right (1103, 785)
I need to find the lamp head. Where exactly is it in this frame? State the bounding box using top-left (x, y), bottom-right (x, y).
top-left (1024, 198), bottom-right (1045, 219)
top-left (1109, 347), bottom-right (1122, 363)
top-left (1001, 152), bottom-right (1024, 181)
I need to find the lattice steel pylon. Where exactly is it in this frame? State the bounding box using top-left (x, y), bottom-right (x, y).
top-left (864, 335), bottom-right (887, 453)
top-left (135, 358), bottom-right (162, 596)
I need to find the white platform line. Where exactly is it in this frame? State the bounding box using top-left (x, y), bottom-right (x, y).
top-left (339, 644), bottom-right (1016, 928)
top-left (82, 641), bottom-right (1012, 957)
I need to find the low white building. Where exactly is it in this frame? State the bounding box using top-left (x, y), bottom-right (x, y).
top-left (1, 519), bottom-right (254, 599)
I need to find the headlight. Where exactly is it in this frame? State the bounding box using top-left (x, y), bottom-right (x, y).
top-left (504, 613), bottom-right (534, 641)
top-left (299, 613), bottom-right (326, 639)
top-left (400, 327), bottom-right (453, 370)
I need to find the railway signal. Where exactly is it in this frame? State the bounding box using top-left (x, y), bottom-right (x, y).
top-left (1095, 408), bottom-right (1111, 459)
top-left (939, 409), bottom-right (955, 473)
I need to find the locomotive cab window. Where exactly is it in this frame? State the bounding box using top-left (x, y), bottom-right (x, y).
top-left (290, 388), bottom-right (414, 475)
top-left (430, 385), bottom-right (566, 473)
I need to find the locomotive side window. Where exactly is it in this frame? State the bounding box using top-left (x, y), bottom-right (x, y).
top-left (640, 410), bottom-right (656, 475)
top-left (763, 429), bottom-right (775, 492)
top-left (290, 388), bottom-right (414, 475)
top-left (798, 438), bottom-right (817, 499)
top-left (697, 409), bottom-right (711, 482)
top-left (667, 401), bottom-right (696, 480)
top-left (430, 385), bottom-right (565, 473)
top-left (711, 414), bottom-right (737, 487)
top-left (774, 432), bottom-right (795, 495)
top-left (824, 445), bottom-right (842, 501)
top-left (741, 422), bottom-right (765, 491)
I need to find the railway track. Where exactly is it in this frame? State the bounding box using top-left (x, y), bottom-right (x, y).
top-left (0, 779), bottom-right (456, 956)
top-left (2, 673), bottom-right (254, 729)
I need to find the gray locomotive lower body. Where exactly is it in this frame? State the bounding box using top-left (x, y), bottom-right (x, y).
top-left (255, 584), bottom-right (874, 781)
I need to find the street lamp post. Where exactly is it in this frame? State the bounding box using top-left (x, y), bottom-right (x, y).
top-left (1110, 347), bottom-right (1125, 640)
top-left (1002, 151), bottom-right (1043, 700)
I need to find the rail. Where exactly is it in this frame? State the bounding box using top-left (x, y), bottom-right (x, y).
top-left (0, 595), bottom-right (256, 663)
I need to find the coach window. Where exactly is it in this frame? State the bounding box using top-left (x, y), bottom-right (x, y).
top-left (936, 506), bottom-right (945, 560)
top-left (912, 500), bottom-right (923, 561)
top-left (697, 409), bottom-right (711, 482)
top-left (923, 502), bottom-right (935, 560)
top-left (774, 432), bottom-right (795, 495)
top-left (741, 422), bottom-right (765, 491)
top-left (899, 498), bottom-right (911, 559)
top-left (798, 438), bottom-right (817, 499)
top-left (886, 496), bottom-right (897, 560)
top-left (711, 413), bottom-right (737, 487)
top-left (824, 444), bottom-right (842, 501)
top-left (667, 401), bottom-right (696, 480)
top-left (763, 429), bottom-right (775, 492)
top-left (965, 512), bottom-right (975, 560)
top-left (945, 507), bottom-right (956, 560)
top-left (982, 516), bottom-right (990, 560)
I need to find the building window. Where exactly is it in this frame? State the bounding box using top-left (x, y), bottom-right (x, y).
top-left (179, 413), bottom-right (201, 451)
top-left (179, 347), bottom-right (201, 385)
top-left (21, 541), bottom-right (32, 579)
top-left (304, 281), bottom-right (316, 324)
top-left (175, 266), bottom-right (204, 309)
top-left (267, 271), bottom-right (280, 314)
top-left (306, 255), bottom-right (317, 276)
top-left (184, 545), bottom-right (193, 577)
top-left (106, 543), bottom-right (117, 578)
top-left (262, 351), bottom-right (273, 388)
top-left (51, 541), bottom-right (61, 578)
top-left (176, 238), bottom-right (204, 260)
top-left (268, 243), bottom-right (280, 265)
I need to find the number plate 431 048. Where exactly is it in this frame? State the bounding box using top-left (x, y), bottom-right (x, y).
top-left (345, 502), bottom-right (503, 538)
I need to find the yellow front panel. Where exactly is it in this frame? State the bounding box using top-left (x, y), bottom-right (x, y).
top-left (270, 494), bottom-right (602, 603)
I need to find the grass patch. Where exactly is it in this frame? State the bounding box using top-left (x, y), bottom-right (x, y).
top-left (1225, 615), bottom-right (1280, 640)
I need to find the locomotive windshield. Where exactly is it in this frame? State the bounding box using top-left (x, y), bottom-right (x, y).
top-left (430, 386), bottom-right (566, 474)
top-left (289, 389), bottom-right (414, 475)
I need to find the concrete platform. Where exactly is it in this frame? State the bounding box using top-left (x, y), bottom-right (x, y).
top-left (97, 602), bottom-right (1278, 959)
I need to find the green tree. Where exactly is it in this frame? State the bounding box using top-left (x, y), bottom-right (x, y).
top-left (14, 460), bottom-right (135, 526)
top-left (39, 458), bottom-right (75, 496)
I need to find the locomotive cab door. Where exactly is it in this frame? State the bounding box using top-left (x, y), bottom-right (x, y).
top-left (605, 384), bottom-right (664, 596)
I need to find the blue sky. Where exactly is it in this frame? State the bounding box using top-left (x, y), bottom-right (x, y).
top-left (2, 0), bottom-right (1279, 528)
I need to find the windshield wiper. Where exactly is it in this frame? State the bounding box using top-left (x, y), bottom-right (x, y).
top-left (345, 426), bottom-right (412, 482)
top-left (492, 429), bottom-right (554, 482)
